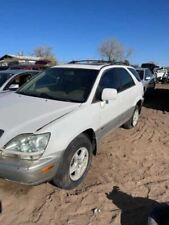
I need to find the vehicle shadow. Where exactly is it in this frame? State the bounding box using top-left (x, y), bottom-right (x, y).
top-left (144, 87), bottom-right (169, 112)
top-left (106, 186), bottom-right (160, 225)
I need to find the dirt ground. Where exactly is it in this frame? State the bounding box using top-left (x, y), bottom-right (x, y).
top-left (0, 84), bottom-right (169, 225)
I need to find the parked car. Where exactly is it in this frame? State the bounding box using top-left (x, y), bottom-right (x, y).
top-left (10, 64), bottom-right (49, 71)
top-left (154, 68), bottom-right (168, 83)
top-left (161, 72), bottom-right (169, 83)
top-left (0, 61), bottom-right (143, 189)
top-left (141, 63), bottom-right (159, 74)
top-left (0, 70), bottom-right (39, 93)
top-left (0, 66), bottom-right (9, 71)
top-left (136, 68), bottom-right (156, 93)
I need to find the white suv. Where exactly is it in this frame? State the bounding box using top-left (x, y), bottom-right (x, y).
top-left (0, 60), bottom-right (144, 189)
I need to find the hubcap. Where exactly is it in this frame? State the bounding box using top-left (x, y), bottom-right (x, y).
top-left (69, 147), bottom-right (89, 181)
top-left (132, 109), bottom-right (139, 127)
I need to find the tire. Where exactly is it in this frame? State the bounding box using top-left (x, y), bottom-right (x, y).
top-left (123, 105), bottom-right (140, 129)
top-left (52, 134), bottom-right (93, 190)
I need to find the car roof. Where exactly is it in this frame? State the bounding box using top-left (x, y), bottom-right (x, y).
top-left (0, 69), bottom-right (39, 74)
top-left (52, 64), bottom-right (133, 71)
top-left (51, 60), bottom-right (133, 70)
top-left (53, 64), bottom-right (104, 70)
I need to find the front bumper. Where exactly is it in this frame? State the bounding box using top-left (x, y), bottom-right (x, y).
top-left (0, 153), bottom-right (63, 185)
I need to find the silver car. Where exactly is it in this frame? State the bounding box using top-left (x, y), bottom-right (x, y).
top-left (136, 68), bottom-right (156, 93)
top-left (0, 70), bottom-right (39, 93)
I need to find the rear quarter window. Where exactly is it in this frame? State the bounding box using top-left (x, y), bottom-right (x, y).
top-left (112, 68), bottom-right (135, 92)
top-left (128, 68), bottom-right (141, 82)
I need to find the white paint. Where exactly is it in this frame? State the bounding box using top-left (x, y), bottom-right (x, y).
top-left (0, 64), bottom-right (144, 159)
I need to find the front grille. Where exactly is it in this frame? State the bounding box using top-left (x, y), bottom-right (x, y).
top-left (0, 130), bottom-right (4, 138)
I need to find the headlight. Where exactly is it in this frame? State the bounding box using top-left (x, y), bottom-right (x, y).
top-left (3, 133), bottom-right (50, 160)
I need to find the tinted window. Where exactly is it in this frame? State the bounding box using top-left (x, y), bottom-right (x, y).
top-left (0, 73), bottom-right (14, 87)
top-left (99, 70), bottom-right (121, 90)
top-left (4, 73), bottom-right (33, 90)
top-left (17, 68), bottom-right (98, 103)
top-left (136, 70), bottom-right (144, 80)
top-left (94, 69), bottom-right (120, 101)
top-left (94, 68), bottom-right (135, 102)
top-left (128, 68), bottom-right (141, 81)
top-left (115, 68), bottom-right (135, 92)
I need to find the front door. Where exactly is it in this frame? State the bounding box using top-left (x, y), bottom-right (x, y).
top-left (92, 68), bottom-right (122, 138)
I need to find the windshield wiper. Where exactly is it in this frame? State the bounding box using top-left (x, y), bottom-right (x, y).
top-left (17, 92), bottom-right (38, 97)
top-left (38, 93), bottom-right (81, 103)
top-left (38, 93), bottom-right (57, 100)
top-left (58, 99), bottom-right (82, 103)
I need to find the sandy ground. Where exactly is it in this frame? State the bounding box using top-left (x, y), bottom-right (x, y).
top-left (0, 84), bottom-right (169, 225)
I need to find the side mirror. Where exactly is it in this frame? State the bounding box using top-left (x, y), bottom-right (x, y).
top-left (101, 88), bottom-right (118, 101)
top-left (8, 84), bottom-right (19, 91)
top-left (145, 76), bottom-right (151, 80)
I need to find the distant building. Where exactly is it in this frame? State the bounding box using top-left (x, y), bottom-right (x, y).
top-left (0, 54), bottom-right (42, 66)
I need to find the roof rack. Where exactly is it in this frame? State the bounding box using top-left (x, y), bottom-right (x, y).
top-left (68, 60), bottom-right (111, 65)
top-left (68, 60), bottom-right (130, 66)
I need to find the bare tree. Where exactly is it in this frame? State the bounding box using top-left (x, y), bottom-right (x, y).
top-left (32, 46), bottom-right (57, 65)
top-left (98, 39), bottom-right (133, 62)
top-left (125, 48), bottom-right (133, 60)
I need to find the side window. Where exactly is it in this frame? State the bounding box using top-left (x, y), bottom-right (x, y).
top-left (136, 70), bottom-right (144, 80)
top-left (116, 68), bottom-right (135, 92)
top-left (128, 68), bottom-right (141, 82)
top-left (94, 69), bottom-right (121, 102)
top-left (22, 73), bottom-right (34, 83)
top-left (4, 73), bottom-right (32, 90)
top-left (145, 69), bottom-right (153, 78)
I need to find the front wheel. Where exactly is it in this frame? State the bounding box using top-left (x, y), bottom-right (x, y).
top-left (123, 105), bottom-right (140, 129)
top-left (52, 134), bottom-right (93, 190)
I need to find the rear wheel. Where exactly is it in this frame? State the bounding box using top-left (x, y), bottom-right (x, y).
top-left (52, 134), bottom-right (93, 190)
top-left (123, 105), bottom-right (140, 129)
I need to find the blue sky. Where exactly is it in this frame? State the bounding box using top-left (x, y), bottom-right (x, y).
top-left (0, 0), bottom-right (169, 65)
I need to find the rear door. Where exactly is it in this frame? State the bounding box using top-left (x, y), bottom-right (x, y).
top-left (115, 68), bottom-right (137, 120)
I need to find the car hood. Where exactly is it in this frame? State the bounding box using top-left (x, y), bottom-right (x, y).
top-left (0, 90), bottom-right (11, 95)
top-left (0, 93), bottom-right (80, 144)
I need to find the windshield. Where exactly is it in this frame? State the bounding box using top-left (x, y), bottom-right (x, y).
top-left (17, 68), bottom-right (99, 103)
top-left (0, 73), bottom-right (14, 87)
top-left (136, 70), bottom-right (144, 80)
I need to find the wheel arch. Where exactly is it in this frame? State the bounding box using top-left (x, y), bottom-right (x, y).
top-left (82, 129), bottom-right (97, 156)
top-left (136, 99), bottom-right (143, 113)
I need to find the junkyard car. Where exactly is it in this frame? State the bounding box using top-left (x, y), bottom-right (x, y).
top-left (154, 68), bottom-right (169, 83)
top-left (136, 68), bottom-right (156, 93)
top-left (0, 61), bottom-right (144, 189)
top-left (0, 70), bottom-right (39, 92)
